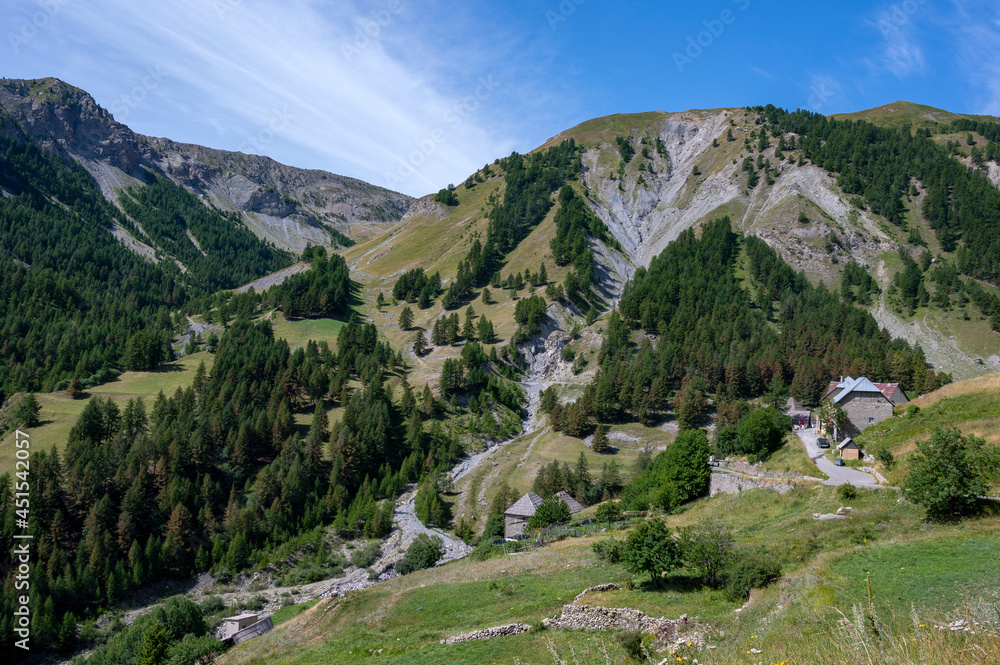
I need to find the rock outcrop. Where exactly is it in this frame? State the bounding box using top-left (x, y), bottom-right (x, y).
top-left (0, 77), bottom-right (411, 254)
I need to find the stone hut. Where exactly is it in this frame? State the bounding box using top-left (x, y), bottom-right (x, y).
top-left (504, 491), bottom-right (544, 538)
top-left (554, 491), bottom-right (585, 515)
top-left (822, 376), bottom-right (895, 437)
top-left (783, 397), bottom-right (811, 428)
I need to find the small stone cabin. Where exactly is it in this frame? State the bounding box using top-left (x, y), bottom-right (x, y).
top-left (504, 492), bottom-right (544, 538)
top-left (822, 376), bottom-right (898, 437)
top-left (221, 614), bottom-right (259, 641)
top-left (783, 397), bottom-right (811, 428)
top-left (837, 437), bottom-right (862, 461)
top-left (554, 491), bottom-right (585, 515)
top-left (504, 491), bottom-right (584, 538)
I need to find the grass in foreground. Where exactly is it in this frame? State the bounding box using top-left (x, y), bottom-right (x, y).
top-left (219, 485), bottom-right (1000, 664)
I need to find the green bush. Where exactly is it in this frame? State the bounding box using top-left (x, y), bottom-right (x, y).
top-left (837, 483), bottom-right (858, 501)
top-left (396, 535), bottom-right (443, 574)
top-left (903, 428), bottom-right (989, 520)
top-left (621, 519), bottom-right (681, 588)
top-left (350, 541), bottom-right (382, 569)
top-left (595, 500), bottom-right (623, 523)
top-left (198, 596), bottom-right (225, 616)
top-left (723, 550), bottom-right (782, 601)
top-left (617, 629), bottom-right (646, 661)
top-left (592, 537), bottom-right (625, 564)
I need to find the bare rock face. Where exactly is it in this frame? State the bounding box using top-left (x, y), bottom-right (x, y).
top-left (0, 77), bottom-right (412, 255)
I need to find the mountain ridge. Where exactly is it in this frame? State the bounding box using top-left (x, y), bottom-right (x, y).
top-left (0, 77), bottom-right (412, 254)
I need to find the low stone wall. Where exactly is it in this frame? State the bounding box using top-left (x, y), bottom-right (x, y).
top-left (710, 473), bottom-right (793, 496)
top-left (543, 604), bottom-right (689, 640)
top-left (724, 461), bottom-right (803, 480)
top-left (573, 583), bottom-right (620, 603)
top-left (440, 623), bottom-right (533, 645)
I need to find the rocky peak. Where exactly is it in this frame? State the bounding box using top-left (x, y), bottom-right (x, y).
top-left (0, 77), bottom-right (412, 254)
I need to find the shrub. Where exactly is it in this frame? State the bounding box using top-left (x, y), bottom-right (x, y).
top-left (837, 483), bottom-right (858, 501)
top-left (617, 629), bottom-right (646, 661)
top-left (678, 519), bottom-right (735, 588)
top-left (350, 541), bottom-right (382, 569)
top-left (396, 535), bottom-right (443, 574)
top-left (198, 596), bottom-right (226, 616)
top-left (592, 537), bottom-right (625, 564)
top-left (723, 550), bottom-right (782, 601)
top-left (595, 500), bottom-right (623, 524)
top-left (241, 594), bottom-right (266, 612)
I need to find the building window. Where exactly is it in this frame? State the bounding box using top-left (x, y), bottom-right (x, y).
top-left (869, 417), bottom-right (875, 423)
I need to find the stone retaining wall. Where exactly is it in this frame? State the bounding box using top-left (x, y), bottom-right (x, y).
top-left (710, 472), bottom-right (793, 496)
top-left (573, 583), bottom-right (620, 603)
top-left (543, 604), bottom-right (689, 640)
top-left (440, 623), bottom-right (533, 645)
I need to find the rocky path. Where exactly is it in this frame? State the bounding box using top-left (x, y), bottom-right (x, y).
top-left (235, 262), bottom-right (310, 293)
top-left (393, 489), bottom-right (473, 564)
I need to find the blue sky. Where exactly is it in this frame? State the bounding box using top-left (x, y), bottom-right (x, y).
top-left (2, 0), bottom-right (999, 196)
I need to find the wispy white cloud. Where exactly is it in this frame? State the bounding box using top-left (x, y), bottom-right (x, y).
top-left (867, 4), bottom-right (926, 78)
top-left (1, 0), bottom-right (518, 196)
top-left (949, 1), bottom-right (1000, 115)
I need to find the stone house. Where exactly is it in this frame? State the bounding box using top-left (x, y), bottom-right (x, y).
top-left (821, 376), bottom-right (897, 437)
top-left (504, 491), bottom-right (583, 538)
top-left (504, 491), bottom-right (544, 538)
top-left (221, 614), bottom-right (274, 645)
top-left (783, 397), bottom-right (811, 427)
top-left (554, 491), bottom-right (585, 515)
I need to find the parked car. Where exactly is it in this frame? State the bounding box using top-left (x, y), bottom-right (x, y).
top-left (834, 457), bottom-right (845, 467)
top-left (817, 437), bottom-right (830, 448)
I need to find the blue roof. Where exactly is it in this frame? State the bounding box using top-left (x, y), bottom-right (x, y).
top-left (832, 376), bottom-right (886, 404)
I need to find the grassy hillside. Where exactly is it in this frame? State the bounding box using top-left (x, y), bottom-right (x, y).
top-left (219, 485), bottom-right (1000, 665)
top-left (0, 353), bottom-right (213, 476)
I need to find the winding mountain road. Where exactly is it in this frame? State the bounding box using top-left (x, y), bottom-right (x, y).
top-left (795, 426), bottom-right (881, 488)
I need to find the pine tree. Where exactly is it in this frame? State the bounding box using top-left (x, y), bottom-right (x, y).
top-left (462, 306), bottom-right (477, 341)
top-left (376, 291), bottom-right (385, 308)
top-left (14, 393), bottom-right (41, 427)
top-left (481, 287), bottom-right (492, 304)
top-left (591, 424), bottom-right (609, 453)
top-left (477, 317), bottom-right (495, 344)
top-left (67, 377), bottom-right (82, 400)
top-left (413, 329), bottom-right (427, 357)
top-left (399, 306), bottom-right (414, 331)
top-left (538, 262), bottom-right (548, 285)
top-left (421, 384), bottom-right (435, 416)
